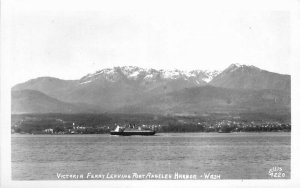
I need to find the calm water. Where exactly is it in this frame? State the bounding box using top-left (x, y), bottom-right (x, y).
top-left (12, 132), bottom-right (290, 180)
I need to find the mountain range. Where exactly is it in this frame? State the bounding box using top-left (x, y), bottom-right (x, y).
top-left (11, 64), bottom-right (291, 115)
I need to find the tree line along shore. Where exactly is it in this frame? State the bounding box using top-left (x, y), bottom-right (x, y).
top-left (11, 113), bottom-right (291, 134)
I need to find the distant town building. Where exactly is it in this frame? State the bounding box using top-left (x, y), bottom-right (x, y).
top-left (44, 128), bottom-right (53, 134)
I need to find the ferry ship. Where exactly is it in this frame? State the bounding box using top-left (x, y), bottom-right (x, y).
top-left (110, 125), bottom-right (155, 136)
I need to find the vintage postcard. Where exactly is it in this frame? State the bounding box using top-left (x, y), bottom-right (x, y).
top-left (1, 0), bottom-right (300, 188)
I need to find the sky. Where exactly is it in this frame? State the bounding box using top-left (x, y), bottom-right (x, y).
top-left (5, 0), bottom-right (292, 86)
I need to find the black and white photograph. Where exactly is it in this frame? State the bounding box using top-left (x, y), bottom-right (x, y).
top-left (1, 0), bottom-right (300, 187)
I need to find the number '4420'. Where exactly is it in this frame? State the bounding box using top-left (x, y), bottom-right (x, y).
top-left (269, 172), bottom-right (285, 178)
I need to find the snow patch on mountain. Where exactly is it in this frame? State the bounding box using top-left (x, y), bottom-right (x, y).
top-left (128, 71), bottom-right (140, 78)
top-left (144, 74), bottom-right (154, 80)
top-left (161, 69), bottom-right (183, 79)
top-left (203, 70), bottom-right (221, 82)
top-left (80, 80), bottom-right (92, 85)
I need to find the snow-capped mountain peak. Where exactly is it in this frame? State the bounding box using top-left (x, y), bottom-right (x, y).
top-left (79, 66), bottom-right (220, 84)
top-left (224, 63), bottom-right (262, 74)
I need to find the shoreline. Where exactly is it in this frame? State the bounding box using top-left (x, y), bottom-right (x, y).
top-left (11, 131), bottom-right (291, 136)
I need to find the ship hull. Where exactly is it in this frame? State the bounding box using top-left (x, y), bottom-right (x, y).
top-left (110, 131), bottom-right (155, 136)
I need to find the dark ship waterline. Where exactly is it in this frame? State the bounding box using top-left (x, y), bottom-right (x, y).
top-left (110, 125), bottom-right (156, 136)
